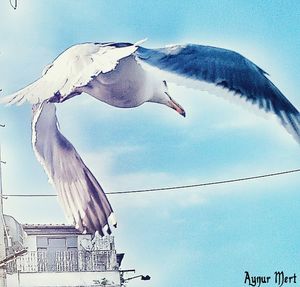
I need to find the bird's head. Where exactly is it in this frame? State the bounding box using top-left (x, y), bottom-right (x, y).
top-left (149, 80), bottom-right (186, 117)
top-left (165, 92), bottom-right (186, 117)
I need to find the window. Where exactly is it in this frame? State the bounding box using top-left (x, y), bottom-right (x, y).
top-left (66, 236), bottom-right (77, 248)
top-left (36, 236), bottom-right (78, 250)
top-left (36, 237), bottom-right (47, 248)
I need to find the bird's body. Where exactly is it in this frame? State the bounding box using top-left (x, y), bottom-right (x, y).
top-left (80, 55), bottom-right (153, 108)
top-left (2, 40), bottom-right (300, 234)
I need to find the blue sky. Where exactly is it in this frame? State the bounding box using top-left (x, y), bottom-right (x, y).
top-left (1, 1), bottom-right (300, 286)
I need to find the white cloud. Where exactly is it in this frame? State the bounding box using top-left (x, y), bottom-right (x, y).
top-left (71, 144), bottom-right (211, 214)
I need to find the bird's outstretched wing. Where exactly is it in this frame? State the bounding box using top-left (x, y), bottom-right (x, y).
top-left (136, 44), bottom-right (300, 142)
top-left (2, 42), bottom-right (139, 105)
top-left (32, 101), bottom-right (116, 234)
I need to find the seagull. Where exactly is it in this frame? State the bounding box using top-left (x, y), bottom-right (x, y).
top-left (2, 39), bottom-right (300, 234)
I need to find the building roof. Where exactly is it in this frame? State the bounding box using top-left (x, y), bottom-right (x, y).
top-left (22, 224), bottom-right (85, 235)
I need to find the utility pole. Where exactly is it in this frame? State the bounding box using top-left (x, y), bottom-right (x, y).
top-left (0, 145), bottom-right (7, 287)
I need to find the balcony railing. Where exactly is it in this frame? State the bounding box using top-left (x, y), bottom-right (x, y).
top-left (6, 250), bottom-right (118, 274)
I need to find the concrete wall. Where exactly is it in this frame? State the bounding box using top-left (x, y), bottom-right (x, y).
top-left (24, 233), bottom-right (94, 252)
top-left (7, 271), bottom-right (120, 287)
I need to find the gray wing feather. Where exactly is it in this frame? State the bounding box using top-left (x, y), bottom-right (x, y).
top-left (32, 102), bottom-right (116, 234)
top-left (136, 44), bottom-right (300, 142)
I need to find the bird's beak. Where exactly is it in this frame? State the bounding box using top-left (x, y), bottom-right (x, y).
top-left (166, 93), bottom-right (186, 117)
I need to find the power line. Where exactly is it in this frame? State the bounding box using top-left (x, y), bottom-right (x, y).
top-left (106, 167), bottom-right (300, 194)
top-left (2, 168), bottom-right (300, 197)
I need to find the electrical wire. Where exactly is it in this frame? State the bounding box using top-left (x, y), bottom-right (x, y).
top-left (2, 167), bottom-right (300, 197)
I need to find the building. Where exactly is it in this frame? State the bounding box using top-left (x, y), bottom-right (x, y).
top-left (5, 223), bottom-right (124, 287)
